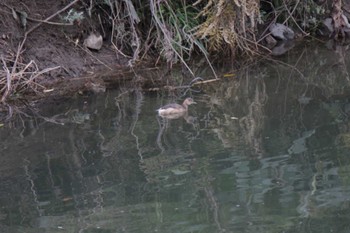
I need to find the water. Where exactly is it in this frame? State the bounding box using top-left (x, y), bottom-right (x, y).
top-left (1, 44), bottom-right (350, 232)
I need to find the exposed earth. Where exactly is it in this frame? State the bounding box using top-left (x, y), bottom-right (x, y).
top-left (0, 0), bottom-right (146, 103)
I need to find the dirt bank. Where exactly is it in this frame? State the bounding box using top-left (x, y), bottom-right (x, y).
top-left (0, 0), bottom-right (134, 103)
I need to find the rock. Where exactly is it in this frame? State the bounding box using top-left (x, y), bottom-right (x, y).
top-left (269, 23), bottom-right (295, 40)
top-left (83, 33), bottom-right (103, 50)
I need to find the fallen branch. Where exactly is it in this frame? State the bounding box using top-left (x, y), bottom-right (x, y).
top-left (191, 78), bottom-right (221, 85)
top-left (146, 77), bottom-right (221, 92)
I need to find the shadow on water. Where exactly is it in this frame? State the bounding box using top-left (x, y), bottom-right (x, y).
top-left (1, 43), bottom-right (350, 232)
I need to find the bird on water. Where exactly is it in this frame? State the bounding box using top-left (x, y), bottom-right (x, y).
top-left (157, 98), bottom-right (196, 117)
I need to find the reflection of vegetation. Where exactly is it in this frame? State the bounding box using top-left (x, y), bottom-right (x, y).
top-left (3, 45), bottom-right (350, 231)
top-left (197, 70), bottom-right (267, 156)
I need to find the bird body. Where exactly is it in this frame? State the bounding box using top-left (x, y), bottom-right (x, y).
top-left (157, 98), bottom-right (196, 117)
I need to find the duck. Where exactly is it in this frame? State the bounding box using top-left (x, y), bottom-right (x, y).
top-left (157, 98), bottom-right (196, 118)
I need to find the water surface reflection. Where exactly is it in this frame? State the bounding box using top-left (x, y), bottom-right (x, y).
top-left (1, 44), bottom-right (350, 232)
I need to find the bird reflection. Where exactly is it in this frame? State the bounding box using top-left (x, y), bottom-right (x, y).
top-left (156, 99), bottom-right (198, 152)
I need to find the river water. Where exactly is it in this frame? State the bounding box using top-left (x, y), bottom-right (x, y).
top-left (1, 43), bottom-right (350, 232)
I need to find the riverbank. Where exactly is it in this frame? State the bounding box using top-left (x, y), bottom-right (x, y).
top-left (0, 0), bottom-right (348, 109)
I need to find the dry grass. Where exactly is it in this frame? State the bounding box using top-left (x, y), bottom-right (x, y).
top-left (0, 52), bottom-right (60, 102)
top-left (195, 0), bottom-right (260, 54)
top-left (0, 38), bottom-right (59, 102)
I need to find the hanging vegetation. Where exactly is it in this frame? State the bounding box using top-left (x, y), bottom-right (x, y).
top-left (195, 0), bottom-right (259, 53)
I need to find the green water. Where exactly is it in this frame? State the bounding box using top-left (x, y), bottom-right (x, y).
top-left (1, 44), bottom-right (350, 232)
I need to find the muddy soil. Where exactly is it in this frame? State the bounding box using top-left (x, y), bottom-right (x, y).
top-left (0, 0), bottom-right (138, 101)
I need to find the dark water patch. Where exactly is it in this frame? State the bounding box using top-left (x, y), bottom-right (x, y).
top-left (1, 44), bottom-right (350, 232)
